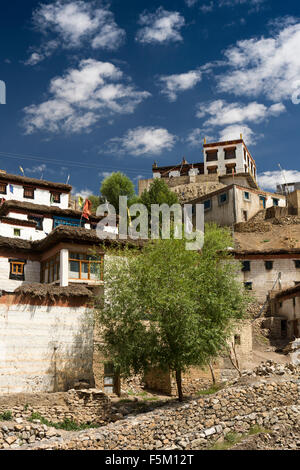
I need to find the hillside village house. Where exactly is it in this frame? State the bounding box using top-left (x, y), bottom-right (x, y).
top-left (1, 134), bottom-right (300, 396)
top-left (0, 169), bottom-right (125, 395)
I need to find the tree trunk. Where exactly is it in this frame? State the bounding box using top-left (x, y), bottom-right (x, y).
top-left (209, 361), bottom-right (216, 385)
top-left (175, 369), bottom-right (183, 402)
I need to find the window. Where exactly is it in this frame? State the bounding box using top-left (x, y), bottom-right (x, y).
top-left (294, 260), bottom-right (300, 269)
top-left (0, 183), bottom-right (7, 195)
top-left (281, 320), bottom-right (287, 338)
top-left (204, 199), bottom-right (212, 211)
top-left (207, 166), bottom-right (218, 174)
top-left (41, 254), bottom-right (60, 284)
top-left (218, 193), bottom-right (228, 205)
top-left (51, 192), bottom-right (61, 204)
top-left (244, 191), bottom-right (250, 201)
top-left (28, 215), bottom-right (44, 231)
top-left (69, 252), bottom-right (104, 281)
top-left (226, 164), bottom-right (236, 174)
top-left (23, 187), bottom-right (34, 199)
top-left (206, 150), bottom-right (218, 162)
top-left (53, 217), bottom-right (81, 229)
top-left (243, 210), bottom-right (248, 222)
top-left (14, 228), bottom-right (21, 237)
top-left (265, 261), bottom-right (273, 271)
top-left (273, 198), bottom-right (279, 207)
top-left (234, 335), bottom-right (241, 346)
top-left (9, 259), bottom-right (25, 281)
top-left (242, 261), bottom-right (251, 272)
top-left (224, 148), bottom-right (236, 160)
top-left (244, 282), bottom-right (253, 291)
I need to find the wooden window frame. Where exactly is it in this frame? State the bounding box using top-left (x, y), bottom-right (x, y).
top-left (224, 147), bottom-right (236, 160)
top-left (41, 253), bottom-right (60, 284)
top-left (0, 183), bottom-right (7, 195)
top-left (218, 192), bottom-right (228, 205)
top-left (23, 186), bottom-right (35, 199)
top-left (69, 253), bottom-right (104, 282)
top-left (9, 259), bottom-right (26, 281)
top-left (204, 199), bottom-right (212, 212)
top-left (14, 228), bottom-right (21, 237)
top-left (206, 150), bottom-right (218, 162)
top-left (51, 192), bottom-right (61, 204)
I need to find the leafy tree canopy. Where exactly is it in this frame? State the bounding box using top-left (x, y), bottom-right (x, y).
top-left (139, 178), bottom-right (179, 211)
top-left (100, 172), bottom-right (136, 213)
top-left (96, 223), bottom-right (250, 401)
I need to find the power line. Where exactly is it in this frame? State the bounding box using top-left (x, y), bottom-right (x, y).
top-left (0, 151), bottom-right (153, 178)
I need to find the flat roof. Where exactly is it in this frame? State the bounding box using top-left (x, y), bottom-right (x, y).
top-left (0, 171), bottom-right (72, 192)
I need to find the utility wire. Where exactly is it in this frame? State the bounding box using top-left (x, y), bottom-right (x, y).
top-left (0, 151), bottom-right (152, 178)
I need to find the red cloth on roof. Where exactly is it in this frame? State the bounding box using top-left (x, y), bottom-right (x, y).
top-left (82, 199), bottom-right (92, 220)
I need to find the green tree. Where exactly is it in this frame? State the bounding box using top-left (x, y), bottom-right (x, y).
top-left (100, 172), bottom-right (135, 213)
top-left (139, 178), bottom-right (179, 211)
top-left (96, 224), bottom-right (249, 401)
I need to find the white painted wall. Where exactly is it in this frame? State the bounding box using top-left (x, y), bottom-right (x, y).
top-left (3, 184), bottom-right (69, 209)
top-left (0, 303), bottom-right (94, 394)
top-left (0, 223), bottom-right (46, 241)
top-left (204, 142), bottom-right (257, 179)
top-left (0, 257), bottom-right (40, 292)
top-left (238, 258), bottom-right (300, 302)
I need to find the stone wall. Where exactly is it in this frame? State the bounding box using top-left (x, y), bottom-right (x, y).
top-left (18, 378), bottom-right (300, 450)
top-left (0, 389), bottom-right (111, 426)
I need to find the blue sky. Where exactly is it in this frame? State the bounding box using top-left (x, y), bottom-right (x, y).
top-left (1, 0), bottom-right (300, 197)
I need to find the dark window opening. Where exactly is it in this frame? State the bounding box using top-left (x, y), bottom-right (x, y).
top-left (224, 148), bottom-right (236, 160)
top-left (219, 193), bottom-right (228, 205)
top-left (265, 261), bottom-right (274, 271)
top-left (14, 228), bottom-right (21, 237)
top-left (28, 215), bottom-right (44, 231)
top-left (243, 210), bottom-right (248, 222)
top-left (242, 261), bottom-right (251, 272)
top-left (281, 320), bottom-right (287, 338)
top-left (207, 166), bottom-right (218, 174)
top-left (244, 282), bottom-right (253, 291)
top-left (23, 187), bottom-right (34, 199)
top-left (244, 191), bottom-right (250, 200)
top-left (226, 164), bottom-right (236, 174)
top-left (234, 334), bottom-right (241, 346)
top-left (51, 192), bottom-right (61, 204)
top-left (294, 260), bottom-right (300, 269)
top-left (204, 200), bottom-right (212, 211)
top-left (206, 151), bottom-right (218, 162)
top-left (273, 198), bottom-right (279, 207)
top-left (0, 183), bottom-right (7, 195)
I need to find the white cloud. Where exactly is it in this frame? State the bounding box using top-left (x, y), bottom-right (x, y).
top-left (218, 22), bottom-right (300, 102)
top-left (99, 171), bottom-right (113, 179)
top-left (72, 187), bottom-right (94, 199)
top-left (185, 0), bottom-right (198, 6)
top-left (26, 1), bottom-right (125, 64)
top-left (23, 59), bottom-right (150, 134)
top-left (25, 164), bottom-right (49, 175)
top-left (107, 127), bottom-right (177, 156)
top-left (196, 100), bottom-right (286, 127)
top-left (186, 128), bottom-right (215, 147)
top-left (136, 8), bottom-right (185, 44)
top-left (258, 170), bottom-right (300, 191)
top-left (218, 124), bottom-right (258, 144)
top-left (158, 70), bottom-right (202, 101)
top-left (185, 0), bottom-right (265, 11)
